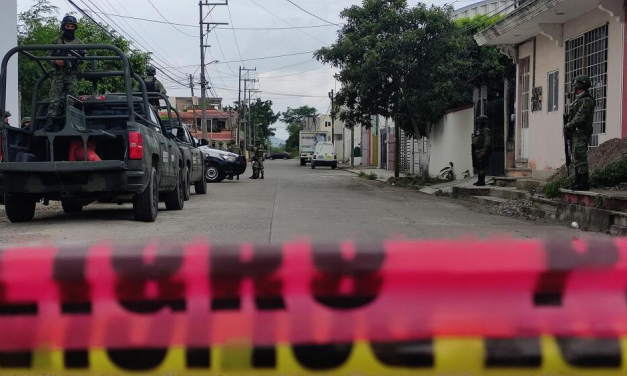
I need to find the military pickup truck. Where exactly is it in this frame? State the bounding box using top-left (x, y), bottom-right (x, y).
top-left (153, 93), bottom-right (206, 200)
top-left (0, 44), bottom-right (185, 222)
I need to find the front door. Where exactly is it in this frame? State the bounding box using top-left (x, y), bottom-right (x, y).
top-left (519, 57), bottom-right (531, 160)
top-left (381, 130), bottom-right (387, 169)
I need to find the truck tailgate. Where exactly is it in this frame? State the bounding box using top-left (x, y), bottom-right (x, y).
top-left (0, 161), bottom-right (127, 173)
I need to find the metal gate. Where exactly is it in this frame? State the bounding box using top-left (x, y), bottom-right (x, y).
top-left (399, 129), bottom-right (411, 173)
top-left (381, 129), bottom-right (388, 169)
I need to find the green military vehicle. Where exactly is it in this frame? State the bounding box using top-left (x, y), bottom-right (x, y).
top-left (0, 44), bottom-right (185, 222)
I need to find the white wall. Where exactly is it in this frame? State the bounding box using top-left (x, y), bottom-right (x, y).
top-left (1, 0), bottom-right (19, 122)
top-left (429, 107), bottom-right (475, 180)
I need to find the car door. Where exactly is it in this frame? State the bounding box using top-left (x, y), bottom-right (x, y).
top-left (148, 107), bottom-right (176, 187)
top-left (185, 127), bottom-right (203, 181)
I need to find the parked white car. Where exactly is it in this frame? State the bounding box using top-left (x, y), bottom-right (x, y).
top-left (311, 141), bottom-right (337, 169)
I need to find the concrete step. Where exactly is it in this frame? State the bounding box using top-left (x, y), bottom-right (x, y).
top-left (516, 179), bottom-right (543, 192)
top-left (610, 225), bottom-right (627, 237)
top-left (453, 186), bottom-right (530, 201)
top-left (489, 187), bottom-right (530, 200)
top-left (560, 189), bottom-right (627, 213)
top-left (521, 206), bottom-right (556, 220)
top-left (531, 197), bottom-right (559, 213)
top-left (515, 159), bottom-right (529, 169)
top-left (469, 196), bottom-right (509, 206)
top-left (556, 202), bottom-right (627, 233)
top-left (492, 177), bottom-right (520, 188)
top-left (506, 168), bottom-right (532, 178)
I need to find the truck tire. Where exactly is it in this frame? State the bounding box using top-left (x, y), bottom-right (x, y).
top-left (62, 201), bottom-right (83, 213)
top-left (183, 166), bottom-right (191, 201)
top-left (300, 158), bottom-right (306, 166)
top-left (5, 193), bottom-right (36, 223)
top-left (194, 165), bottom-right (208, 194)
top-left (165, 169), bottom-right (185, 211)
top-left (133, 167), bottom-right (159, 222)
top-left (206, 164), bottom-right (225, 183)
top-left (311, 163), bottom-right (316, 169)
top-left (332, 163), bottom-right (337, 170)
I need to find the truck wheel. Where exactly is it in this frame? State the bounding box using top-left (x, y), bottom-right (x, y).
top-left (183, 166), bottom-right (191, 201)
top-left (5, 193), bottom-right (36, 223)
top-left (332, 163), bottom-right (337, 170)
top-left (165, 169), bottom-right (185, 211)
top-left (133, 167), bottom-right (159, 222)
top-left (194, 165), bottom-right (208, 194)
top-left (300, 158), bottom-right (306, 166)
top-left (311, 163), bottom-right (316, 169)
top-left (62, 201), bottom-right (83, 213)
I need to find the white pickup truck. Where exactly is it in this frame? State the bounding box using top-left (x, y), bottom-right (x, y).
top-left (299, 131), bottom-right (329, 166)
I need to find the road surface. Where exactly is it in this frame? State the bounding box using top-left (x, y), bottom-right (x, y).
top-left (0, 160), bottom-right (604, 246)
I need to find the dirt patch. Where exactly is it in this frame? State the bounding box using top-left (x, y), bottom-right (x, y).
top-left (548, 138), bottom-right (627, 183)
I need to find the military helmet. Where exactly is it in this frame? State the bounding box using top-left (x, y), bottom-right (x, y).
top-left (573, 75), bottom-right (592, 91)
top-left (61, 15), bottom-right (78, 30)
top-left (476, 115), bottom-right (488, 125)
top-left (20, 117), bottom-right (31, 126)
top-left (146, 65), bottom-right (157, 76)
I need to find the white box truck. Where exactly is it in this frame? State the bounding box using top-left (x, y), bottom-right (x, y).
top-left (299, 131), bottom-right (329, 166)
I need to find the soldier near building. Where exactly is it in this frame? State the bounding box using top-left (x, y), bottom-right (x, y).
top-left (45, 15), bottom-right (84, 131)
top-left (564, 75), bottom-right (595, 191)
top-left (471, 115), bottom-right (492, 187)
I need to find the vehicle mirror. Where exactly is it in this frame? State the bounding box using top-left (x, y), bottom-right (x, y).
top-left (171, 128), bottom-right (178, 137)
top-left (200, 139), bottom-right (209, 146)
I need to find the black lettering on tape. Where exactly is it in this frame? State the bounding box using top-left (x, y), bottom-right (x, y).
top-left (535, 240), bottom-right (619, 307)
top-left (371, 340), bottom-right (434, 368)
top-left (186, 348), bottom-right (211, 369)
top-left (107, 349), bottom-right (168, 371)
top-left (112, 245), bottom-right (186, 314)
top-left (0, 250), bottom-right (37, 316)
top-left (556, 338), bottom-right (621, 368)
top-left (0, 351), bottom-right (32, 368)
top-left (311, 243), bottom-right (384, 310)
top-left (53, 247), bottom-right (91, 314)
top-left (210, 245), bottom-right (284, 311)
top-left (293, 343), bottom-right (353, 370)
top-left (485, 338), bottom-right (542, 368)
top-left (253, 346), bottom-right (276, 368)
top-left (65, 350), bottom-right (89, 369)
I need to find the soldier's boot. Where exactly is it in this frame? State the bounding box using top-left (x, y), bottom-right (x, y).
top-left (249, 171), bottom-right (258, 179)
top-left (570, 173), bottom-right (590, 191)
top-left (44, 117), bottom-right (55, 132)
top-left (475, 172), bottom-right (486, 187)
top-left (260, 170), bottom-right (264, 180)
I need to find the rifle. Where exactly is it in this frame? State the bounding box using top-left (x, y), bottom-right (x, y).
top-left (563, 113), bottom-right (572, 175)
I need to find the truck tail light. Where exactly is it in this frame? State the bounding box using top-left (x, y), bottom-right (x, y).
top-left (128, 131), bottom-right (143, 160)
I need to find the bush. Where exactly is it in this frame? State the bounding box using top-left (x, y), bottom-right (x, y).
top-left (366, 173), bottom-right (377, 180)
top-left (589, 159), bottom-right (627, 187)
top-left (542, 176), bottom-right (572, 198)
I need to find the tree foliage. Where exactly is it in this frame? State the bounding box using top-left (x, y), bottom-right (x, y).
top-left (17, 0), bottom-right (151, 116)
top-left (228, 98), bottom-right (280, 144)
top-left (280, 106), bottom-right (318, 151)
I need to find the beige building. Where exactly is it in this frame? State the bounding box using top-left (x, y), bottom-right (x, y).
top-left (453, 0), bottom-right (516, 20)
top-left (475, 0), bottom-right (625, 179)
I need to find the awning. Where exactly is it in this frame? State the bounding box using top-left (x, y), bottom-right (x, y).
top-left (474, 0), bottom-right (622, 47)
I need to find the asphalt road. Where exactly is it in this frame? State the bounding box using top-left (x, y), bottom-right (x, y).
top-left (0, 160), bottom-right (606, 247)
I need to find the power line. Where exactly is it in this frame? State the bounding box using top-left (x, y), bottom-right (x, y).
top-left (225, 4), bottom-right (244, 66)
top-left (285, 0), bottom-right (343, 27)
top-left (248, 0), bottom-right (328, 45)
top-left (146, 0), bottom-right (197, 37)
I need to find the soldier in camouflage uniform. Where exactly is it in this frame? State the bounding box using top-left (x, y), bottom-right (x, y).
top-left (135, 66), bottom-right (166, 107)
top-left (249, 143), bottom-right (266, 180)
top-left (45, 15), bottom-right (84, 132)
top-left (249, 145), bottom-right (258, 179)
top-left (565, 75), bottom-right (595, 191)
top-left (471, 115), bottom-right (492, 187)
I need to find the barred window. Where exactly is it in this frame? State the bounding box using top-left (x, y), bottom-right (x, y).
top-left (547, 71), bottom-right (559, 113)
top-left (564, 24), bottom-right (608, 147)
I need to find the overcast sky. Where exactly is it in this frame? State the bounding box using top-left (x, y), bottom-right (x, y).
top-left (17, 0), bottom-right (467, 139)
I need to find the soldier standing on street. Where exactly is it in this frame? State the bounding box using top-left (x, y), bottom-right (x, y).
top-left (256, 143), bottom-right (265, 180)
top-left (564, 75), bottom-right (595, 191)
top-left (249, 145), bottom-right (259, 179)
top-left (45, 15), bottom-right (84, 132)
top-left (471, 115), bottom-right (492, 187)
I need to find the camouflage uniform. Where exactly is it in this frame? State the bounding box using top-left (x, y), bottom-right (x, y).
top-left (471, 115), bottom-right (492, 186)
top-left (565, 75), bottom-right (595, 191)
top-left (46, 36), bottom-right (83, 128)
top-left (249, 145), bottom-right (266, 180)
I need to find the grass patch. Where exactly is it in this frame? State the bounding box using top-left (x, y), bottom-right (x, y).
top-left (358, 171), bottom-right (377, 180)
top-left (542, 159), bottom-right (627, 198)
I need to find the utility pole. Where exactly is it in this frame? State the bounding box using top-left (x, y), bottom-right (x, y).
top-left (243, 77), bottom-right (258, 144)
top-left (239, 67), bottom-right (256, 149)
top-left (189, 74), bottom-right (198, 135)
top-left (328, 89), bottom-right (335, 148)
top-left (198, 0), bottom-right (227, 141)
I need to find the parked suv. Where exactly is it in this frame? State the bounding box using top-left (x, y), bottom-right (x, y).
top-left (199, 146), bottom-right (246, 183)
top-left (0, 44), bottom-right (185, 222)
top-left (267, 151), bottom-right (290, 160)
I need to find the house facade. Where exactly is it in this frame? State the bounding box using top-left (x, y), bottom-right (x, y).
top-left (475, 0), bottom-right (625, 179)
top-left (453, 0), bottom-right (516, 20)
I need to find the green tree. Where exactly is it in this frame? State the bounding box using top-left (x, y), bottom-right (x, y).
top-left (17, 0), bottom-right (150, 116)
top-left (281, 105), bottom-right (318, 152)
top-left (316, 0), bottom-right (514, 179)
top-left (228, 98), bottom-right (279, 147)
